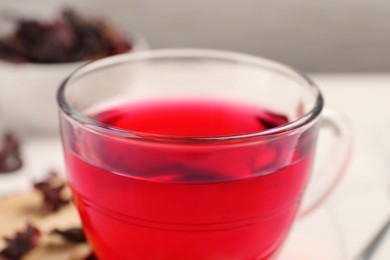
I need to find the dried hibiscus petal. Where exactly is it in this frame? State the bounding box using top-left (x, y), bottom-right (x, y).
top-left (34, 172), bottom-right (70, 213)
top-left (0, 8), bottom-right (131, 63)
top-left (40, 184), bottom-right (69, 213)
top-left (34, 171), bottom-right (61, 191)
top-left (84, 253), bottom-right (97, 260)
top-left (51, 228), bottom-right (86, 243)
top-left (0, 224), bottom-right (41, 260)
top-left (0, 132), bottom-right (23, 174)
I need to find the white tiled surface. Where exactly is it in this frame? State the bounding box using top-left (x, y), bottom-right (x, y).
top-left (1, 74), bottom-right (390, 259)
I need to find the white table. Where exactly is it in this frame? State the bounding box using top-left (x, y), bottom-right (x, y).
top-left (1, 74), bottom-right (389, 259)
top-left (313, 74), bottom-right (390, 260)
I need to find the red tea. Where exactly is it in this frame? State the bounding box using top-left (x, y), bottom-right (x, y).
top-left (63, 99), bottom-right (316, 259)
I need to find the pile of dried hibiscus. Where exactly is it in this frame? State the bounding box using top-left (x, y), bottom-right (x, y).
top-left (0, 8), bottom-right (132, 63)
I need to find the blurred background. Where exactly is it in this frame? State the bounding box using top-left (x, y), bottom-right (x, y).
top-left (1, 0), bottom-right (390, 72)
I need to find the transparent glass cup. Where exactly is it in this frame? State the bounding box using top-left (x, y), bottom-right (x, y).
top-left (57, 49), bottom-right (351, 259)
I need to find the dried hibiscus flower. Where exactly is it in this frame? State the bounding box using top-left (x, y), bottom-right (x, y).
top-left (84, 253), bottom-right (97, 260)
top-left (34, 171), bottom-right (62, 192)
top-left (0, 224), bottom-right (41, 260)
top-left (34, 171), bottom-right (70, 213)
top-left (51, 228), bottom-right (86, 243)
top-left (0, 8), bottom-right (131, 63)
top-left (0, 132), bottom-right (23, 174)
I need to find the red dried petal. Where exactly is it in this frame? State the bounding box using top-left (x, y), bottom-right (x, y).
top-left (0, 8), bottom-right (131, 63)
top-left (34, 172), bottom-right (70, 214)
top-left (52, 228), bottom-right (87, 243)
top-left (0, 224), bottom-right (41, 260)
top-left (0, 133), bottom-right (23, 174)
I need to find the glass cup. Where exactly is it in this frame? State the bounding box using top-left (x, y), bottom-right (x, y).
top-left (57, 49), bottom-right (351, 259)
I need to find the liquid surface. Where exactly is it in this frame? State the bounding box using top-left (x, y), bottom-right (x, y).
top-left (92, 99), bottom-right (288, 137)
top-left (63, 99), bottom-right (316, 259)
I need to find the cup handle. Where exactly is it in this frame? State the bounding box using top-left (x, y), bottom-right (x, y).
top-left (299, 107), bottom-right (353, 218)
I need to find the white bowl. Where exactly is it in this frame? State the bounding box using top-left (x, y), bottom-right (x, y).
top-left (0, 33), bottom-right (148, 136)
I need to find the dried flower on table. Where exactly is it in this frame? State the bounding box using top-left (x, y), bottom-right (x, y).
top-left (83, 253), bottom-right (97, 260)
top-left (51, 228), bottom-right (86, 243)
top-left (0, 133), bottom-right (23, 174)
top-left (40, 184), bottom-right (69, 213)
top-left (34, 171), bottom-right (70, 214)
top-left (0, 224), bottom-right (41, 260)
top-left (34, 171), bottom-right (63, 192)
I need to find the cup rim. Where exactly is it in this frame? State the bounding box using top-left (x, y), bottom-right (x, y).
top-left (57, 48), bottom-right (324, 143)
